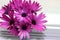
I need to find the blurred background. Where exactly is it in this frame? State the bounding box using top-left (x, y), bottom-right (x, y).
top-left (0, 0), bottom-right (60, 40)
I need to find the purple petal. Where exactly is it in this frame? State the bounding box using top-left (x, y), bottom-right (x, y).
top-left (18, 31), bottom-right (22, 36)
top-left (37, 13), bottom-right (46, 20)
top-left (35, 25), bottom-right (46, 32)
top-left (8, 11), bottom-right (14, 19)
top-left (2, 14), bottom-right (10, 21)
top-left (20, 32), bottom-right (24, 40)
top-left (0, 22), bottom-right (9, 29)
top-left (37, 20), bottom-right (47, 24)
top-left (0, 9), bottom-right (5, 17)
top-left (23, 31), bottom-right (26, 38)
top-left (26, 31), bottom-right (30, 39)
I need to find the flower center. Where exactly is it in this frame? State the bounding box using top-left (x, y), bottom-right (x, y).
top-left (31, 10), bottom-right (34, 13)
top-left (4, 11), bottom-right (8, 14)
top-left (22, 25), bottom-right (27, 30)
top-left (21, 13), bottom-right (27, 17)
top-left (10, 20), bottom-right (14, 25)
top-left (32, 20), bottom-right (36, 25)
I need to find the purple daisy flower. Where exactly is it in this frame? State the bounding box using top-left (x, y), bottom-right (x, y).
top-left (17, 21), bottom-right (31, 40)
top-left (8, 0), bottom-right (29, 22)
top-left (0, 10), bottom-right (19, 35)
top-left (29, 13), bottom-right (47, 32)
top-left (11, 0), bottom-right (31, 21)
top-left (14, 10), bottom-right (30, 21)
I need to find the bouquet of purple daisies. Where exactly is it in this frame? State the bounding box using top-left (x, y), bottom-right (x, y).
top-left (0, 0), bottom-right (47, 40)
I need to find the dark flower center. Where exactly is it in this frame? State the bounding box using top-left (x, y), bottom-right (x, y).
top-left (21, 13), bottom-right (27, 17)
top-left (22, 25), bottom-right (27, 30)
top-left (10, 20), bottom-right (14, 25)
top-left (32, 20), bottom-right (36, 25)
top-left (31, 10), bottom-right (34, 13)
top-left (15, 27), bottom-right (18, 30)
top-left (4, 11), bottom-right (8, 14)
